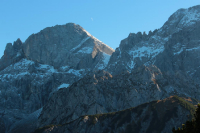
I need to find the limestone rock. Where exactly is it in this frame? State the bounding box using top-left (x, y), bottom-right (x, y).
top-left (1, 5), bottom-right (200, 133)
top-left (37, 66), bottom-right (200, 127)
top-left (23, 23), bottom-right (114, 70)
top-left (107, 5), bottom-right (200, 78)
top-left (35, 96), bottom-right (196, 133)
top-left (0, 23), bottom-right (114, 133)
top-left (0, 38), bottom-right (24, 71)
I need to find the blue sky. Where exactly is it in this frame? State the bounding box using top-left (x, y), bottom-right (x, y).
top-left (0, 0), bottom-right (199, 57)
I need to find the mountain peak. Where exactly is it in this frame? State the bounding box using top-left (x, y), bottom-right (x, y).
top-left (160, 5), bottom-right (200, 36)
top-left (22, 23), bottom-right (114, 70)
top-left (13, 38), bottom-right (23, 51)
top-left (2, 5), bottom-right (200, 133)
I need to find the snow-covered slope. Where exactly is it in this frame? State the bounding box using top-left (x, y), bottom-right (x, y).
top-left (161, 5), bottom-right (200, 35)
top-left (107, 5), bottom-right (200, 76)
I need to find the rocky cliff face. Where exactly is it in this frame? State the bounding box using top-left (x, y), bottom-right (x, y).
top-left (0, 39), bottom-right (24, 71)
top-left (37, 65), bottom-right (200, 128)
top-left (1, 5), bottom-right (200, 133)
top-left (107, 5), bottom-right (200, 80)
top-left (23, 23), bottom-right (114, 70)
top-left (36, 5), bottom-right (200, 132)
top-left (34, 96), bottom-right (196, 133)
top-left (0, 23), bottom-right (114, 133)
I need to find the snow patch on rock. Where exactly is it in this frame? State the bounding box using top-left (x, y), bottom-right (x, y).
top-left (95, 52), bottom-right (111, 70)
top-left (129, 46), bottom-right (164, 59)
top-left (67, 69), bottom-right (84, 77)
top-left (180, 8), bottom-right (200, 26)
top-left (186, 46), bottom-right (200, 51)
top-left (38, 64), bottom-right (58, 73)
top-left (77, 47), bottom-right (93, 54)
top-left (60, 66), bottom-right (70, 71)
top-left (102, 53), bottom-right (111, 66)
top-left (82, 29), bottom-right (114, 52)
top-left (70, 37), bottom-right (91, 52)
top-left (58, 83), bottom-right (70, 90)
top-left (12, 59), bottom-right (34, 70)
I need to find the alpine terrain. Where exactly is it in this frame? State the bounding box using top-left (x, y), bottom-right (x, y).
top-left (0, 5), bottom-right (200, 133)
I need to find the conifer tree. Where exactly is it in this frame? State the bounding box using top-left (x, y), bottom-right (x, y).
top-left (172, 104), bottom-right (200, 133)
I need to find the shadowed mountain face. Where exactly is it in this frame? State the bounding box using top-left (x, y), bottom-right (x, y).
top-left (1, 5), bottom-right (200, 133)
top-left (36, 5), bottom-right (200, 132)
top-left (34, 96), bottom-right (196, 133)
top-left (0, 23), bottom-right (114, 133)
top-left (107, 5), bottom-right (200, 80)
top-left (23, 23), bottom-right (114, 69)
top-left (0, 39), bottom-right (24, 71)
top-left (37, 66), bottom-right (200, 128)
top-left (0, 23), bottom-right (114, 72)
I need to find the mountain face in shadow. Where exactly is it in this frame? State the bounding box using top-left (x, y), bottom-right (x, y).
top-left (1, 5), bottom-right (200, 133)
